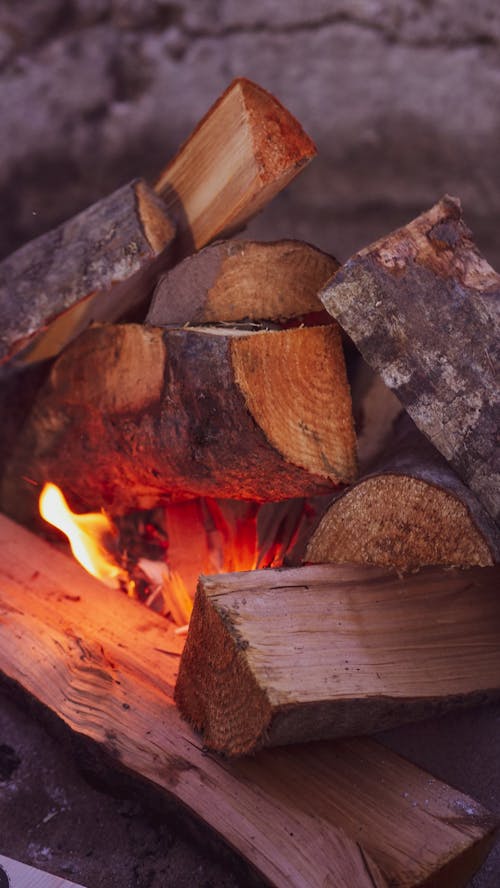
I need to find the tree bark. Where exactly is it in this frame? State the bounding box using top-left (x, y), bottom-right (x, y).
top-left (148, 239), bottom-right (338, 327)
top-left (0, 180), bottom-right (175, 365)
top-left (320, 195), bottom-right (500, 523)
top-left (1, 323), bottom-right (356, 520)
top-left (0, 515), bottom-right (496, 888)
top-left (305, 416), bottom-right (500, 568)
top-left (154, 78), bottom-right (317, 254)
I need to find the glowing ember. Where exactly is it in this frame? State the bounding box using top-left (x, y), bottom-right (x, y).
top-left (39, 482), bottom-right (126, 589)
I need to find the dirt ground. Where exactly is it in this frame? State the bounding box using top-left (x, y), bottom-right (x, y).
top-left (0, 684), bottom-right (498, 887)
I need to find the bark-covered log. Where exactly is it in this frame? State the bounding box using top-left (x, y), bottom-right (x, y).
top-left (1, 323), bottom-right (356, 521)
top-left (0, 515), bottom-right (496, 888)
top-left (175, 562), bottom-right (500, 756)
top-left (0, 180), bottom-right (175, 365)
top-left (147, 239), bottom-right (338, 327)
top-left (319, 195), bottom-right (500, 523)
top-left (306, 416), bottom-right (500, 568)
top-left (154, 78), bottom-right (317, 253)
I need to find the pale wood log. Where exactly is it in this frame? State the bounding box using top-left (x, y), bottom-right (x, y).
top-left (154, 79), bottom-right (317, 253)
top-left (147, 239), bottom-right (338, 327)
top-left (306, 417), bottom-right (500, 568)
top-left (1, 323), bottom-right (356, 521)
top-left (0, 515), bottom-right (496, 888)
top-left (0, 180), bottom-right (175, 365)
top-left (319, 195), bottom-right (500, 523)
top-left (175, 562), bottom-right (500, 756)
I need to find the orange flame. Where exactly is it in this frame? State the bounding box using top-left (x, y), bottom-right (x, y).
top-left (39, 483), bottom-right (126, 589)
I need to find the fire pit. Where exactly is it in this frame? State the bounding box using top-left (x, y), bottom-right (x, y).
top-left (0, 78), bottom-right (498, 887)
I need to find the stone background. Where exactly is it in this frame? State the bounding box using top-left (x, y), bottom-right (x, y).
top-left (1, 0), bottom-right (500, 268)
top-left (1, 3), bottom-right (499, 887)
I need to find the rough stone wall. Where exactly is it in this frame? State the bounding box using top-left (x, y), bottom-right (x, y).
top-left (1, 0), bottom-right (500, 267)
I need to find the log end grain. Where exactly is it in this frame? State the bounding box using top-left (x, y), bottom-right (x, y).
top-left (148, 239), bottom-right (339, 327)
top-left (174, 582), bottom-right (272, 756)
top-left (232, 325), bottom-right (358, 486)
top-left (306, 473), bottom-right (495, 569)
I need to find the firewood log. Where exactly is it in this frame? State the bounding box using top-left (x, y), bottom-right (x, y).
top-left (154, 78), bottom-right (316, 253)
top-left (147, 239), bottom-right (338, 327)
top-left (1, 323), bottom-right (356, 521)
top-left (305, 416), bottom-right (500, 568)
top-left (319, 195), bottom-right (500, 523)
top-left (175, 562), bottom-right (500, 756)
top-left (0, 180), bottom-right (175, 365)
top-left (0, 515), bottom-right (496, 888)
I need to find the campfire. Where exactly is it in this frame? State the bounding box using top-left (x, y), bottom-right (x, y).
top-left (0, 78), bottom-right (498, 887)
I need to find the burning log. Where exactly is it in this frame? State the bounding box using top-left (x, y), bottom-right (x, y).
top-left (147, 239), bottom-right (338, 327)
top-left (154, 78), bottom-right (316, 254)
top-left (319, 196), bottom-right (500, 523)
top-left (0, 180), bottom-right (175, 365)
top-left (1, 323), bottom-right (357, 521)
top-left (306, 416), bottom-right (500, 568)
top-left (175, 562), bottom-right (500, 756)
top-left (0, 514), bottom-right (496, 888)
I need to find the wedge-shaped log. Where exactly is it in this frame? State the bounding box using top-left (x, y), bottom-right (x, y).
top-left (306, 417), bottom-right (500, 568)
top-left (155, 78), bottom-right (317, 253)
top-left (175, 563), bottom-right (500, 756)
top-left (2, 323), bottom-right (356, 520)
top-left (148, 239), bottom-right (338, 327)
top-left (320, 195), bottom-right (500, 523)
top-left (0, 515), bottom-right (496, 888)
top-left (0, 180), bottom-right (175, 365)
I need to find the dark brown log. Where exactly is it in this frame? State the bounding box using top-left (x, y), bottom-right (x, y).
top-left (154, 78), bottom-right (317, 254)
top-left (1, 323), bottom-right (356, 521)
top-left (0, 180), bottom-right (175, 365)
top-left (319, 195), bottom-right (500, 523)
top-left (175, 562), bottom-right (500, 756)
top-left (147, 239), bottom-right (338, 327)
top-left (305, 416), bottom-right (500, 568)
top-left (0, 514), bottom-right (496, 888)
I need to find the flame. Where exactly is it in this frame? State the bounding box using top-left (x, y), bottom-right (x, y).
top-left (39, 483), bottom-right (126, 589)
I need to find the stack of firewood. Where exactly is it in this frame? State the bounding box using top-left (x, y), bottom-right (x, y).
top-left (0, 78), bottom-right (499, 887)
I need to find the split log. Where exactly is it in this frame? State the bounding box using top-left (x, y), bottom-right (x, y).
top-left (147, 239), bottom-right (338, 327)
top-left (154, 78), bottom-right (317, 254)
top-left (0, 180), bottom-right (175, 365)
top-left (306, 416), bottom-right (500, 568)
top-left (0, 515), bottom-right (496, 888)
top-left (319, 195), bottom-right (500, 523)
top-left (1, 323), bottom-right (356, 521)
top-left (175, 562), bottom-right (500, 756)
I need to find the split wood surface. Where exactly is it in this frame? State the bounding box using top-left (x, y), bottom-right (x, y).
top-left (175, 562), bottom-right (500, 756)
top-left (0, 515), bottom-right (496, 888)
top-left (154, 78), bottom-right (316, 253)
top-left (306, 417), bottom-right (500, 568)
top-left (0, 180), bottom-right (174, 365)
top-left (1, 323), bottom-right (356, 520)
top-left (148, 239), bottom-right (338, 327)
top-left (320, 195), bottom-right (500, 524)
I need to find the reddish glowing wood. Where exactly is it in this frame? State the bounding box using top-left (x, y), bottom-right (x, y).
top-left (0, 515), bottom-right (496, 888)
top-left (2, 324), bottom-right (356, 520)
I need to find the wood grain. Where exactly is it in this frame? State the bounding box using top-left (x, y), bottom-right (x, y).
top-left (306, 416), bottom-right (500, 568)
top-left (148, 239), bottom-right (338, 327)
top-left (155, 79), bottom-right (316, 253)
top-left (1, 324), bottom-right (356, 519)
top-left (175, 562), bottom-right (500, 755)
top-left (0, 515), bottom-right (496, 888)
